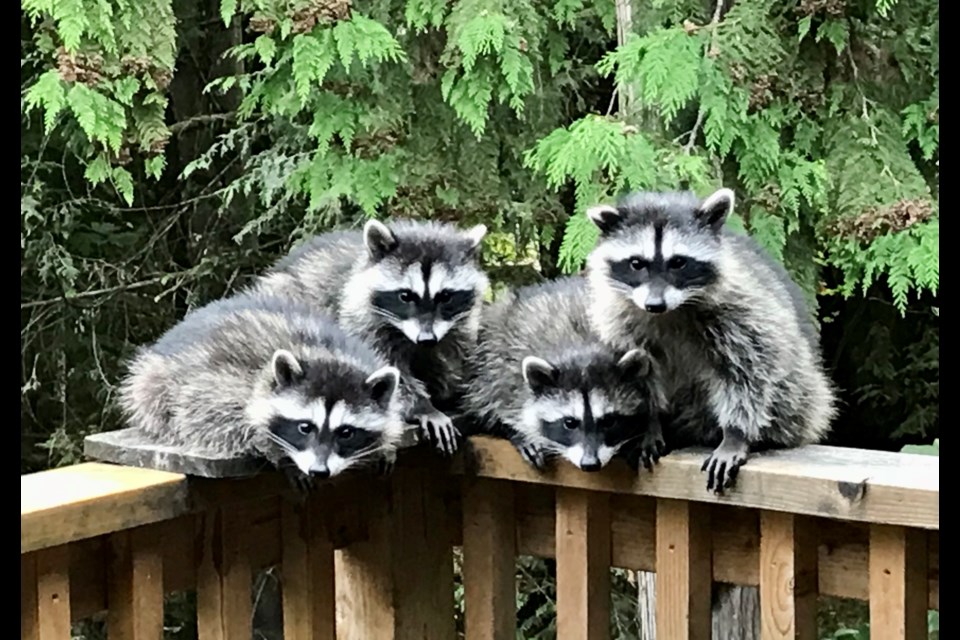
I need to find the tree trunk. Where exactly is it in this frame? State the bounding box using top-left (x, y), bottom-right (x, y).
top-left (636, 571), bottom-right (760, 640)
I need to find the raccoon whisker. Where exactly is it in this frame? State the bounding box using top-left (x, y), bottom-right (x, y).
top-left (266, 432), bottom-right (299, 455)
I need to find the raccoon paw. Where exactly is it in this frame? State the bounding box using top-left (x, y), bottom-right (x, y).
top-left (283, 468), bottom-right (314, 498)
top-left (700, 445), bottom-right (749, 494)
top-left (418, 411), bottom-right (460, 456)
top-left (516, 442), bottom-right (547, 471)
top-left (637, 431), bottom-right (667, 471)
top-left (377, 451), bottom-right (397, 477)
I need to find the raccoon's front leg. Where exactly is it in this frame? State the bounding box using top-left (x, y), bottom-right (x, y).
top-left (701, 426), bottom-right (750, 494)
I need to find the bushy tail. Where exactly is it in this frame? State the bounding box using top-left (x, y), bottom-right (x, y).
top-left (117, 349), bottom-right (175, 437)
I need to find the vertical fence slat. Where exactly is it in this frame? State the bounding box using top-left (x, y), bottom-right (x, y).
top-left (869, 524), bottom-right (928, 640)
top-left (760, 511), bottom-right (817, 640)
top-left (336, 468), bottom-right (455, 640)
top-left (463, 478), bottom-right (516, 640)
top-left (21, 552), bottom-right (39, 640)
top-left (656, 498), bottom-right (711, 640)
top-left (197, 508), bottom-right (252, 640)
top-left (282, 494), bottom-right (336, 640)
top-left (108, 525), bottom-right (164, 640)
top-left (556, 488), bottom-right (611, 640)
top-left (35, 545), bottom-right (72, 640)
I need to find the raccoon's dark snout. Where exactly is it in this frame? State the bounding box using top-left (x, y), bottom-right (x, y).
top-left (310, 466), bottom-right (331, 479)
top-left (644, 301), bottom-right (667, 313)
top-left (579, 460), bottom-right (602, 472)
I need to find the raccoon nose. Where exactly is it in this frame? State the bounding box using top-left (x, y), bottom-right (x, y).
top-left (644, 300), bottom-right (667, 314)
top-left (579, 459), bottom-right (602, 472)
top-left (310, 466), bottom-right (331, 479)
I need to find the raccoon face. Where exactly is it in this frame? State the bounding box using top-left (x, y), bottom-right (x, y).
top-left (519, 349), bottom-right (653, 471)
top-left (586, 188), bottom-right (734, 314)
top-left (254, 350), bottom-right (402, 478)
top-left (360, 219), bottom-right (488, 344)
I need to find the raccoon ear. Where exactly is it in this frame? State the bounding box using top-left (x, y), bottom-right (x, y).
top-left (586, 204), bottom-right (622, 235)
top-left (365, 365), bottom-right (400, 407)
top-left (696, 188), bottom-right (735, 232)
top-left (617, 348), bottom-right (652, 378)
top-left (522, 356), bottom-right (558, 395)
top-left (271, 349), bottom-right (304, 388)
top-left (363, 219), bottom-right (398, 261)
top-left (464, 224), bottom-right (488, 252)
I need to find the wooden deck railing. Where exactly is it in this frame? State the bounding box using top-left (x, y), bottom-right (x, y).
top-left (20, 438), bottom-right (938, 639)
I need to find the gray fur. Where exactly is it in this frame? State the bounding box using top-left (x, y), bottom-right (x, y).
top-left (586, 188), bottom-right (837, 492)
top-left (247, 219), bottom-right (489, 455)
top-left (118, 292), bottom-right (405, 483)
top-left (461, 277), bottom-right (666, 471)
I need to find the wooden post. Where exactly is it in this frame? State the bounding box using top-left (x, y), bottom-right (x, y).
top-left (655, 499), bottom-right (711, 640)
top-left (196, 508), bottom-right (252, 640)
top-left (336, 467), bottom-right (456, 640)
top-left (282, 494), bottom-right (336, 640)
top-left (462, 478), bottom-right (516, 640)
top-left (760, 512), bottom-right (817, 640)
top-left (33, 545), bottom-right (72, 640)
top-left (556, 488), bottom-right (611, 640)
top-left (869, 524), bottom-right (928, 640)
top-left (108, 525), bottom-right (165, 639)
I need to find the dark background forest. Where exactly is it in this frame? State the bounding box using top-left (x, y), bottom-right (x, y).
top-left (20, 0), bottom-right (938, 637)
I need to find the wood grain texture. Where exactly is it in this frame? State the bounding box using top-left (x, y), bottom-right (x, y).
top-left (107, 526), bottom-right (164, 640)
top-left (196, 508), bottom-right (253, 640)
top-left (21, 552), bottom-right (38, 640)
top-left (760, 512), bottom-right (817, 640)
top-left (656, 499), bottom-right (711, 640)
top-left (556, 488), bottom-right (611, 640)
top-left (458, 438), bottom-right (939, 529)
top-left (21, 462), bottom-right (187, 553)
top-left (35, 545), bottom-right (72, 640)
top-left (462, 478), bottom-right (516, 640)
top-left (282, 494), bottom-right (336, 640)
top-left (869, 525), bottom-right (928, 640)
top-left (335, 468), bottom-right (456, 640)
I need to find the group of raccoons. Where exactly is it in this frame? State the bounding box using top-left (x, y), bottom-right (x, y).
top-left (119, 187), bottom-right (837, 495)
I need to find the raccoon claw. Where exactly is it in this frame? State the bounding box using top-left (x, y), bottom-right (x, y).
top-left (283, 468), bottom-right (314, 498)
top-left (418, 411), bottom-right (460, 456)
top-left (701, 445), bottom-right (748, 494)
top-left (377, 451), bottom-right (397, 477)
top-left (638, 432), bottom-right (666, 471)
top-left (516, 442), bottom-right (547, 471)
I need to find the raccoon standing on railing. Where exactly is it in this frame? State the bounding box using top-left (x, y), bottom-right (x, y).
top-left (119, 293), bottom-right (406, 491)
top-left (584, 188), bottom-right (837, 493)
top-left (248, 219), bottom-right (490, 456)
top-left (460, 277), bottom-right (666, 472)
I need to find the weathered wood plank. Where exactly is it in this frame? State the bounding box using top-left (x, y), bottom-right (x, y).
top-left (282, 494), bottom-right (336, 640)
top-left (760, 512), bottom-right (817, 640)
top-left (458, 438), bottom-right (939, 529)
top-left (196, 508), bottom-right (252, 640)
top-left (462, 478), bottom-right (516, 640)
top-left (336, 466), bottom-right (456, 640)
top-left (36, 546), bottom-right (72, 640)
top-left (656, 499), bottom-right (711, 640)
top-left (869, 525), bottom-right (928, 640)
top-left (21, 462), bottom-right (188, 553)
top-left (21, 552), bottom-right (39, 640)
top-left (556, 488), bottom-right (610, 640)
top-left (107, 525), bottom-right (164, 640)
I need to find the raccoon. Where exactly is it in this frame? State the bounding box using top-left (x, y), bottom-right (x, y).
top-left (249, 219), bottom-right (489, 456)
top-left (584, 187), bottom-right (837, 493)
top-left (118, 293), bottom-right (405, 489)
top-left (460, 277), bottom-right (666, 472)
